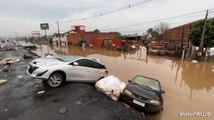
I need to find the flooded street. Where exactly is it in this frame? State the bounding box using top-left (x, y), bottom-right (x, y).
top-left (34, 44), bottom-right (214, 120)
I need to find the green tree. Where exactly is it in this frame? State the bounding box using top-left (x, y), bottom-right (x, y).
top-left (189, 18), bottom-right (214, 47)
top-left (115, 32), bottom-right (121, 38)
top-left (147, 28), bottom-right (158, 40)
top-left (93, 29), bottom-right (100, 33)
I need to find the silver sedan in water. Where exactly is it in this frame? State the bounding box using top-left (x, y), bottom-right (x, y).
top-left (27, 56), bottom-right (108, 88)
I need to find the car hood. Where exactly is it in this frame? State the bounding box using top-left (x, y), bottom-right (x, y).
top-left (126, 83), bottom-right (161, 101)
top-left (30, 57), bottom-right (65, 66)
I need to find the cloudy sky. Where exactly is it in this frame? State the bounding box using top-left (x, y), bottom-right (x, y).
top-left (0, 0), bottom-right (214, 37)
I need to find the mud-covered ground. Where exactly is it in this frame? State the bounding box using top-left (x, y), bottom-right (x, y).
top-left (0, 47), bottom-right (146, 120)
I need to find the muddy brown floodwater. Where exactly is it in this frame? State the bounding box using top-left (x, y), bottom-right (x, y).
top-left (33, 44), bottom-right (214, 120)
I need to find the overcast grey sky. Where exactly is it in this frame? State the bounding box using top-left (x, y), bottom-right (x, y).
top-left (0, 0), bottom-right (214, 37)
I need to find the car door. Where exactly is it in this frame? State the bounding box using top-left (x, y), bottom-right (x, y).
top-left (66, 59), bottom-right (88, 81)
top-left (82, 60), bottom-right (105, 81)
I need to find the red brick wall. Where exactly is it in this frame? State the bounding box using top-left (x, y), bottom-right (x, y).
top-left (89, 39), bottom-right (104, 47)
top-left (74, 26), bottom-right (86, 37)
top-left (86, 32), bottom-right (121, 47)
top-left (164, 23), bottom-right (194, 43)
top-left (67, 33), bottom-right (81, 44)
top-left (67, 26), bottom-right (122, 47)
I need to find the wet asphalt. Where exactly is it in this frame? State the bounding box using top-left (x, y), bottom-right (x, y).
top-left (0, 48), bottom-right (146, 120)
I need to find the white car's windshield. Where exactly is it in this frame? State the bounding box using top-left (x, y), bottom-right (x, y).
top-left (57, 56), bottom-right (80, 62)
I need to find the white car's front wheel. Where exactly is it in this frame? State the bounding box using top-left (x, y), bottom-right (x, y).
top-left (47, 72), bottom-right (64, 88)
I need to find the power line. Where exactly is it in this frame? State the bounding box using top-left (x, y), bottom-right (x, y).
top-left (118, 16), bottom-right (214, 34)
top-left (61, 0), bottom-right (155, 23)
top-left (100, 8), bottom-right (214, 31)
top-left (118, 20), bottom-right (196, 33)
top-left (49, 2), bottom-right (214, 35)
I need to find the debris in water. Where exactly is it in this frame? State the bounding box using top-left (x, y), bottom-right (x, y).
top-left (37, 91), bottom-right (45, 94)
top-left (58, 106), bottom-right (68, 114)
top-left (4, 109), bottom-right (8, 112)
top-left (0, 79), bottom-right (7, 85)
top-left (192, 60), bottom-right (198, 63)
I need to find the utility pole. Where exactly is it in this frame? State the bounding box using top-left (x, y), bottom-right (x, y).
top-left (15, 32), bottom-right (18, 41)
top-left (197, 10), bottom-right (208, 61)
top-left (181, 27), bottom-right (185, 60)
top-left (56, 21), bottom-right (61, 46)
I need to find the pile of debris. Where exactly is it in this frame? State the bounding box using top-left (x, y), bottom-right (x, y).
top-left (0, 57), bottom-right (22, 72)
top-left (0, 56), bottom-right (21, 65)
top-left (95, 75), bottom-right (126, 101)
top-left (0, 45), bottom-right (16, 51)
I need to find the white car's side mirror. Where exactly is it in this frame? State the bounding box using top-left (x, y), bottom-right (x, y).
top-left (73, 62), bottom-right (79, 66)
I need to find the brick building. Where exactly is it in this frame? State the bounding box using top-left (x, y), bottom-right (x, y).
top-left (164, 22), bottom-right (196, 44)
top-left (67, 25), bottom-right (122, 48)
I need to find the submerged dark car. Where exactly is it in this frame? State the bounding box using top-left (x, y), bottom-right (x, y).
top-left (121, 75), bottom-right (165, 113)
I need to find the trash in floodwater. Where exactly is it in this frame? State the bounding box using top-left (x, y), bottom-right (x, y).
top-left (192, 60), bottom-right (198, 63)
top-left (58, 106), bottom-right (68, 114)
top-left (37, 91), bottom-right (45, 94)
top-left (0, 79), bottom-right (7, 85)
top-left (12, 85), bottom-right (15, 88)
top-left (95, 75), bottom-right (126, 101)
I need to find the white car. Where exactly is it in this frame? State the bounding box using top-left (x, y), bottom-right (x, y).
top-left (27, 56), bottom-right (108, 88)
